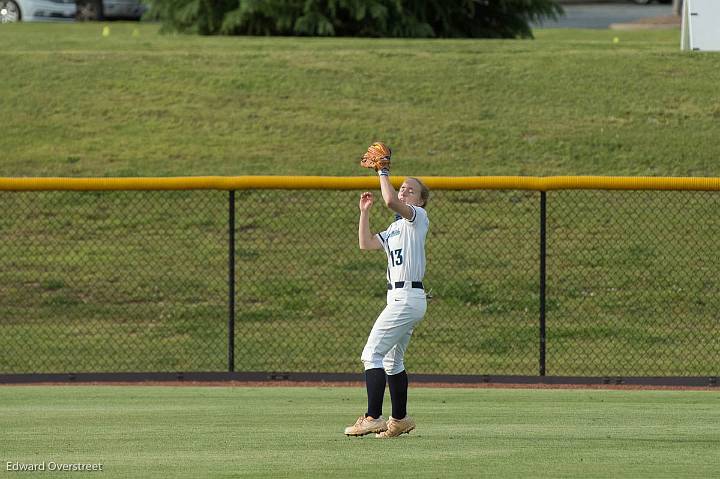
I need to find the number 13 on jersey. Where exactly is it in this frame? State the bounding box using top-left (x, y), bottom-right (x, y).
top-left (389, 248), bottom-right (403, 266)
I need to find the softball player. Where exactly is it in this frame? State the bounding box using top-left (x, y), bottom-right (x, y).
top-left (344, 169), bottom-right (430, 438)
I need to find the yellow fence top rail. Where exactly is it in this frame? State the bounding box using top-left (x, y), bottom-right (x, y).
top-left (2, 176), bottom-right (720, 191)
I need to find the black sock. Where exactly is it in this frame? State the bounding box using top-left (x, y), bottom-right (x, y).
top-left (387, 370), bottom-right (409, 420)
top-left (365, 368), bottom-right (386, 419)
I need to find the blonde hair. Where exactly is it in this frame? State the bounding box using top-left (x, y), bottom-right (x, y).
top-left (407, 177), bottom-right (430, 208)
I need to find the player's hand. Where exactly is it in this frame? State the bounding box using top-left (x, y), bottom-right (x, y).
top-left (359, 192), bottom-right (374, 211)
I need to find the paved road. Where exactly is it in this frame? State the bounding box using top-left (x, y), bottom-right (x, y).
top-left (533, 3), bottom-right (674, 29)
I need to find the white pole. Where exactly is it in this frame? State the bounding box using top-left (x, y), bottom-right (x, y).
top-left (680, 0), bottom-right (689, 51)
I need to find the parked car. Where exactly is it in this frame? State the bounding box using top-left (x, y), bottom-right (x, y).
top-left (0, 0), bottom-right (144, 22)
top-left (0, 0), bottom-right (75, 22)
top-left (75, 0), bottom-right (145, 21)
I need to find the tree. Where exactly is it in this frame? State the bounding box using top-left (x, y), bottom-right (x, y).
top-left (145, 0), bottom-right (563, 38)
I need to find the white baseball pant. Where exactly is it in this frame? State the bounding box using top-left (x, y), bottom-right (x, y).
top-left (361, 288), bottom-right (427, 375)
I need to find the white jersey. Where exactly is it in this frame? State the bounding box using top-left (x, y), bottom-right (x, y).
top-left (375, 205), bottom-right (429, 284)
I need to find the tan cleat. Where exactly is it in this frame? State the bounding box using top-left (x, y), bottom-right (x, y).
top-left (344, 415), bottom-right (388, 436)
top-left (375, 416), bottom-right (415, 438)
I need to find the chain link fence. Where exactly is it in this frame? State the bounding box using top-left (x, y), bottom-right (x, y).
top-left (0, 183), bottom-right (718, 377)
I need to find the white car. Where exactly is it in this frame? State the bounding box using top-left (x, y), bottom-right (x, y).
top-left (0, 0), bottom-right (144, 22)
top-left (0, 0), bottom-right (75, 22)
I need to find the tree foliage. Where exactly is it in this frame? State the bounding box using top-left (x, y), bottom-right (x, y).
top-left (145, 0), bottom-right (563, 38)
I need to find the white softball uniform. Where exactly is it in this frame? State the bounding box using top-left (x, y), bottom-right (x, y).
top-left (361, 205), bottom-right (429, 375)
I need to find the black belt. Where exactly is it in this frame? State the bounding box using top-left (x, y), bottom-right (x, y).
top-left (387, 281), bottom-right (424, 290)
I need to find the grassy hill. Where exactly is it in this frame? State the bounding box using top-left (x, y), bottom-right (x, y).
top-left (1, 23), bottom-right (719, 178)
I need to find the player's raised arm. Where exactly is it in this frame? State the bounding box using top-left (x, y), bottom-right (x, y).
top-left (378, 172), bottom-right (414, 220)
top-left (358, 192), bottom-right (382, 250)
top-left (359, 141), bottom-right (416, 220)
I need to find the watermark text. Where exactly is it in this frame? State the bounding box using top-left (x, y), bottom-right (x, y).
top-left (7, 462), bottom-right (104, 473)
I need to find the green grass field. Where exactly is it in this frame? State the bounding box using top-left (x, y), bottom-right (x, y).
top-left (1, 385), bottom-right (718, 478)
top-left (1, 24), bottom-right (720, 377)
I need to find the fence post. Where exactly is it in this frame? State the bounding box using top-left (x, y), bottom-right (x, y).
top-left (228, 190), bottom-right (236, 372)
top-left (539, 191), bottom-right (547, 376)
